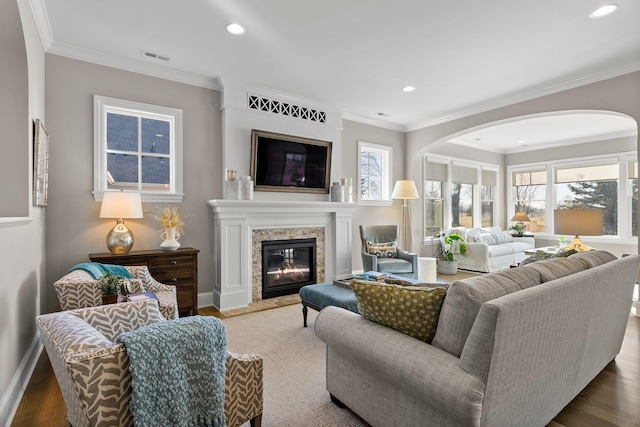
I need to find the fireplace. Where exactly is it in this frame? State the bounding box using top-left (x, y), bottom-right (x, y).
top-left (262, 238), bottom-right (317, 299)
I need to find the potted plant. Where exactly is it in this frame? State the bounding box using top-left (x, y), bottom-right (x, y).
top-left (438, 233), bottom-right (467, 274)
top-left (509, 224), bottom-right (524, 236)
top-left (98, 272), bottom-right (122, 304)
top-left (558, 235), bottom-right (568, 248)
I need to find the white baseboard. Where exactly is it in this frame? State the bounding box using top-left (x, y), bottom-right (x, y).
top-left (197, 291), bottom-right (214, 309)
top-left (0, 335), bottom-right (43, 427)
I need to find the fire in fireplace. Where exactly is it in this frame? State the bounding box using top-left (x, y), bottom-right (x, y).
top-left (262, 238), bottom-right (317, 299)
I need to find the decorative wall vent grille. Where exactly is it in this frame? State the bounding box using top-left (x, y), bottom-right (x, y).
top-left (248, 94), bottom-right (326, 123)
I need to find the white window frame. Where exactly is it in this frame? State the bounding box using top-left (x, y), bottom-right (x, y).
top-left (422, 155), bottom-right (500, 241)
top-left (506, 151), bottom-right (636, 243)
top-left (358, 141), bottom-right (393, 206)
top-left (93, 95), bottom-right (183, 202)
top-left (480, 166), bottom-right (499, 228)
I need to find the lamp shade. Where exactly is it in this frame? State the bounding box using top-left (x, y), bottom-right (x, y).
top-left (391, 180), bottom-right (419, 200)
top-left (99, 191), bottom-right (143, 219)
top-left (511, 211), bottom-right (531, 222)
top-left (554, 209), bottom-right (604, 236)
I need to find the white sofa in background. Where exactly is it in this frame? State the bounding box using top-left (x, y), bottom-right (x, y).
top-left (445, 227), bottom-right (535, 272)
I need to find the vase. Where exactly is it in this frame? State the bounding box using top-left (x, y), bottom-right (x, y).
top-left (438, 260), bottom-right (458, 275)
top-left (238, 176), bottom-right (254, 200)
top-left (160, 226), bottom-right (181, 251)
top-left (330, 182), bottom-right (344, 202)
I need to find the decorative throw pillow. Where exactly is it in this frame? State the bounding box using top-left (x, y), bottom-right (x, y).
top-left (351, 281), bottom-right (447, 343)
top-left (469, 232), bottom-right (514, 245)
top-left (366, 241), bottom-right (397, 258)
top-left (498, 231), bottom-right (515, 243)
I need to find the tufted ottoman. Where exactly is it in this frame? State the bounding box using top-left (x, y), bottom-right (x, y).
top-left (299, 283), bottom-right (359, 327)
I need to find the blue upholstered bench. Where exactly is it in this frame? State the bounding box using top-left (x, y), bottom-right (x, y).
top-left (299, 283), bottom-right (358, 327)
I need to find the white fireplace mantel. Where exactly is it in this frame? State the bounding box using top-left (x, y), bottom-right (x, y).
top-left (207, 199), bottom-right (357, 310)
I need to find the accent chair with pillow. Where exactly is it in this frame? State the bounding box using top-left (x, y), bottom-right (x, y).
top-left (54, 264), bottom-right (179, 320)
top-left (359, 225), bottom-right (418, 277)
top-left (36, 299), bottom-right (263, 427)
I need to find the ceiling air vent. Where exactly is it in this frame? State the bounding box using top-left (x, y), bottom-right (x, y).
top-left (142, 50), bottom-right (171, 62)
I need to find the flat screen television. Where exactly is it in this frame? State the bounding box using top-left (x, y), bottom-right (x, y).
top-left (250, 130), bottom-right (332, 194)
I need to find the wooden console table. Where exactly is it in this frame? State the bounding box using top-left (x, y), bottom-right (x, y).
top-left (89, 247), bottom-right (199, 316)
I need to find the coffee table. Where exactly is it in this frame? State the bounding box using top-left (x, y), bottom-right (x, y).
top-left (524, 246), bottom-right (560, 255)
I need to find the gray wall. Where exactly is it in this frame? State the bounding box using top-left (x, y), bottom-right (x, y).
top-left (45, 55), bottom-right (221, 312)
top-left (0, 0), bottom-right (47, 423)
top-left (341, 120), bottom-right (407, 271)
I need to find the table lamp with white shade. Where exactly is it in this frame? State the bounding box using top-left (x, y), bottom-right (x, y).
top-left (391, 180), bottom-right (419, 251)
top-left (99, 191), bottom-right (143, 254)
top-left (554, 208), bottom-right (604, 252)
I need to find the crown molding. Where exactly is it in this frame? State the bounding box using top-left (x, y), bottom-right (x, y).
top-left (46, 41), bottom-right (221, 90)
top-left (28, 0), bottom-right (53, 50)
top-left (406, 60), bottom-right (640, 133)
top-left (342, 112), bottom-right (407, 132)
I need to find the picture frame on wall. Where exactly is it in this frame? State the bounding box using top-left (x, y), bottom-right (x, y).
top-left (33, 118), bottom-right (49, 207)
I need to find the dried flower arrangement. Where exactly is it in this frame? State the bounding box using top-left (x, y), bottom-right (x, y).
top-left (146, 206), bottom-right (186, 235)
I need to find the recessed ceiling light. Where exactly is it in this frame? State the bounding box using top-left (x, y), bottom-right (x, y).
top-left (226, 23), bottom-right (245, 35)
top-left (589, 4), bottom-right (618, 19)
top-left (517, 140), bottom-right (526, 144)
top-left (402, 86), bottom-right (416, 92)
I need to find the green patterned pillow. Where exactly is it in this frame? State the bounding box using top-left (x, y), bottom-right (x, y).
top-left (366, 241), bottom-right (397, 258)
top-left (351, 281), bottom-right (447, 343)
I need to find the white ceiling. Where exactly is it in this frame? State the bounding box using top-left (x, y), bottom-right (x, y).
top-left (31, 0), bottom-right (640, 139)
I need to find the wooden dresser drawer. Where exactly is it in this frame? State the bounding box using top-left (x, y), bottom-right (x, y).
top-left (151, 271), bottom-right (194, 287)
top-left (150, 256), bottom-right (194, 270)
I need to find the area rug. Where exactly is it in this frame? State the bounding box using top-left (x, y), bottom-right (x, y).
top-left (221, 304), bottom-right (369, 427)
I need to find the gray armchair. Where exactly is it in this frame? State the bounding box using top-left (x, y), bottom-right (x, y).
top-left (359, 225), bottom-right (417, 276)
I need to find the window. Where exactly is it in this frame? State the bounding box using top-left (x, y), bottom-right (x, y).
top-left (555, 162), bottom-right (619, 235)
top-left (629, 159), bottom-right (638, 237)
top-left (424, 160), bottom-right (447, 234)
top-left (94, 96), bottom-right (183, 202)
top-left (451, 165), bottom-right (476, 228)
top-left (481, 169), bottom-right (497, 227)
top-left (358, 141), bottom-right (392, 204)
top-left (423, 156), bottom-right (499, 238)
top-left (508, 153), bottom-right (637, 241)
top-left (512, 169), bottom-right (547, 232)
top-left (425, 180), bottom-right (445, 232)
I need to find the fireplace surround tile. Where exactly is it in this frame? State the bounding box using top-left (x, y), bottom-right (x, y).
top-left (252, 228), bottom-right (325, 302)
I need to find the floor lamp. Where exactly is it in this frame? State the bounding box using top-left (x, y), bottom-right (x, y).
top-left (392, 180), bottom-right (419, 252)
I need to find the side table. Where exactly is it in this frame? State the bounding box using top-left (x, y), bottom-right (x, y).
top-left (89, 247), bottom-right (199, 316)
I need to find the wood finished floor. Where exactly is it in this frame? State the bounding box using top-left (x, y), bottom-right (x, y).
top-left (10, 289), bottom-right (640, 426)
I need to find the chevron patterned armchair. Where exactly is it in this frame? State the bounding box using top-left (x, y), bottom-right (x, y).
top-left (54, 265), bottom-right (179, 320)
top-left (36, 299), bottom-right (263, 427)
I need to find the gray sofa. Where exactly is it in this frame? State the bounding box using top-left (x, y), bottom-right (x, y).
top-left (315, 251), bottom-right (639, 427)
